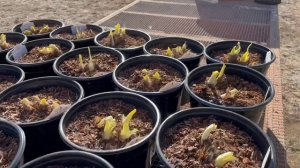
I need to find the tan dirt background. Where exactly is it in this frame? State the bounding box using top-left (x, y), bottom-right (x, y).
top-left (0, 0), bottom-right (299, 167)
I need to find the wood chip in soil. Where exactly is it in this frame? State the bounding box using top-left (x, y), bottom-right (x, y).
top-left (191, 74), bottom-right (264, 107)
top-left (0, 86), bottom-right (77, 123)
top-left (0, 75), bottom-right (17, 92)
top-left (0, 131), bottom-right (18, 168)
top-left (117, 62), bottom-right (183, 92)
top-left (162, 116), bottom-right (263, 168)
top-left (59, 52), bottom-right (119, 77)
top-left (99, 34), bottom-right (146, 48)
top-left (65, 99), bottom-right (154, 150)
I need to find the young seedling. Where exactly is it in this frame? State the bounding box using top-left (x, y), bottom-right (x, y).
top-left (102, 116), bottom-right (117, 140)
top-left (40, 98), bottom-right (48, 106)
top-left (108, 23), bottom-right (126, 47)
top-left (108, 30), bottom-right (115, 46)
top-left (207, 64), bottom-right (226, 86)
top-left (87, 47), bottom-right (95, 72)
top-left (0, 34), bottom-right (9, 49)
top-left (220, 88), bottom-right (239, 99)
top-left (76, 27), bottom-right (87, 39)
top-left (226, 42), bottom-right (241, 62)
top-left (120, 109), bottom-right (138, 140)
top-left (23, 26), bottom-right (37, 35)
top-left (239, 43), bottom-right (252, 63)
top-left (215, 152), bottom-right (236, 168)
top-left (38, 44), bottom-right (62, 55)
top-left (78, 54), bottom-right (85, 70)
top-left (200, 123), bottom-right (217, 144)
top-left (142, 69), bottom-right (162, 87)
top-left (20, 98), bottom-right (35, 111)
top-left (166, 47), bottom-right (173, 57)
top-left (39, 25), bottom-right (50, 34)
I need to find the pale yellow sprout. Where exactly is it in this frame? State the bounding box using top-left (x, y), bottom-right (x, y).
top-left (102, 116), bottom-right (117, 140)
top-left (87, 47), bottom-right (95, 72)
top-left (38, 44), bottom-right (62, 55)
top-left (120, 109), bottom-right (138, 140)
top-left (166, 47), bottom-right (173, 57)
top-left (239, 43), bottom-right (252, 63)
top-left (200, 124), bottom-right (217, 144)
top-left (215, 152), bottom-right (236, 168)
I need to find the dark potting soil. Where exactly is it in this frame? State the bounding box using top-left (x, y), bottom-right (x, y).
top-left (54, 29), bottom-right (97, 40)
top-left (191, 74), bottom-right (264, 107)
top-left (59, 52), bottom-right (119, 77)
top-left (212, 49), bottom-right (263, 66)
top-left (23, 25), bottom-right (59, 35)
top-left (15, 44), bottom-right (66, 63)
top-left (117, 62), bottom-right (183, 92)
top-left (0, 86), bottom-right (77, 123)
top-left (0, 131), bottom-right (18, 168)
top-left (162, 116), bottom-right (262, 168)
top-left (150, 46), bottom-right (198, 59)
top-left (65, 99), bottom-right (153, 150)
top-left (46, 166), bottom-right (96, 168)
top-left (0, 75), bottom-right (17, 92)
top-left (99, 34), bottom-right (146, 48)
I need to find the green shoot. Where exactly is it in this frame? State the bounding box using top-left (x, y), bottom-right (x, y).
top-left (114, 23), bottom-right (121, 34)
top-left (109, 30), bottom-right (115, 46)
top-left (153, 71), bottom-right (161, 81)
top-left (120, 109), bottom-right (138, 140)
top-left (228, 42), bottom-right (241, 56)
top-left (142, 69), bottom-right (162, 87)
top-left (38, 44), bottom-right (62, 55)
top-left (78, 54), bottom-right (85, 70)
top-left (107, 23), bottom-right (126, 47)
top-left (200, 124), bottom-right (217, 144)
top-left (40, 98), bottom-right (48, 106)
top-left (87, 47), bottom-right (95, 72)
top-left (207, 64), bottom-right (226, 86)
top-left (221, 88), bottom-right (239, 99)
top-left (102, 116), bottom-right (117, 140)
top-left (39, 25), bottom-right (49, 34)
top-left (215, 152), bottom-right (236, 168)
top-left (23, 26), bottom-right (37, 35)
top-left (0, 34), bottom-right (9, 49)
top-left (182, 42), bottom-right (187, 52)
top-left (166, 47), bottom-right (173, 57)
top-left (217, 63), bottom-right (226, 80)
top-left (20, 98), bottom-right (35, 111)
top-left (239, 43), bottom-right (252, 63)
top-left (143, 74), bottom-right (152, 87)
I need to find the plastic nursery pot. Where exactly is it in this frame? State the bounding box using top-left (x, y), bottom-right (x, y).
top-left (0, 118), bottom-right (26, 168)
top-left (113, 55), bottom-right (188, 119)
top-left (12, 19), bottom-right (64, 41)
top-left (184, 63), bottom-right (275, 123)
top-left (53, 46), bottom-right (125, 96)
top-left (21, 150), bottom-right (113, 168)
top-left (0, 76), bottom-right (84, 162)
top-left (0, 64), bottom-right (25, 93)
top-left (59, 91), bottom-right (161, 168)
top-left (94, 29), bottom-right (151, 59)
top-left (204, 40), bottom-right (276, 74)
top-left (0, 32), bottom-right (27, 64)
top-left (143, 37), bottom-right (205, 71)
top-left (155, 107), bottom-right (276, 168)
top-left (6, 38), bottom-right (74, 79)
top-left (50, 24), bottom-right (103, 48)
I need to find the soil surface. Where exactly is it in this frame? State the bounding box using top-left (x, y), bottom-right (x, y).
top-left (162, 116), bottom-right (262, 168)
top-left (65, 99), bottom-right (153, 150)
top-left (0, 131), bottom-right (18, 168)
top-left (99, 34), bottom-right (146, 48)
top-left (212, 49), bottom-right (263, 66)
top-left (54, 29), bottom-right (98, 40)
top-left (59, 52), bottom-right (119, 77)
top-left (0, 75), bottom-right (17, 92)
top-left (15, 45), bottom-right (66, 63)
top-left (0, 86), bottom-right (77, 123)
top-left (191, 74), bottom-right (264, 107)
top-left (149, 44), bottom-right (198, 59)
top-left (117, 62), bottom-right (183, 92)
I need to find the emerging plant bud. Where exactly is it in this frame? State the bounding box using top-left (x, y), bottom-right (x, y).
top-left (239, 43), bottom-right (252, 63)
top-left (102, 116), bottom-right (117, 140)
top-left (120, 109), bottom-right (138, 140)
top-left (215, 152), bottom-right (236, 168)
top-left (200, 123), bottom-right (217, 144)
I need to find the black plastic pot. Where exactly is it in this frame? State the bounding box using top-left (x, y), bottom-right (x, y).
top-left (204, 40), bottom-right (276, 74)
top-left (21, 150), bottom-right (113, 168)
top-left (113, 55), bottom-right (188, 119)
top-left (0, 64), bottom-right (25, 93)
top-left (0, 76), bottom-right (84, 162)
top-left (50, 24), bottom-right (103, 48)
top-left (53, 46), bottom-right (125, 96)
top-left (0, 118), bottom-right (26, 168)
top-left (59, 91), bottom-right (160, 168)
top-left (6, 38), bottom-right (74, 79)
top-left (94, 29), bottom-right (151, 59)
top-left (155, 107), bottom-right (276, 168)
top-left (184, 63), bottom-right (275, 123)
top-left (143, 37), bottom-right (204, 71)
top-left (0, 32), bottom-right (27, 64)
top-left (12, 19), bottom-right (64, 41)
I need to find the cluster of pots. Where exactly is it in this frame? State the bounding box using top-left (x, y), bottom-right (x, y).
top-left (0, 19), bottom-right (277, 168)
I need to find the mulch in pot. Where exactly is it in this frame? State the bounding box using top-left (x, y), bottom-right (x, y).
top-left (98, 24), bottom-right (146, 49)
top-left (23, 25), bottom-right (59, 36)
top-left (212, 42), bottom-right (263, 66)
top-left (162, 116), bottom-right (262, 168)
top-left (117, 62), bottom-right (183, 92)
top-left (0, 75), bottom-right (17, 92)
top-left (59, 51), bottom-right (119, 77)
top-left (191, 65), bottom-right (264, 107)
top-left (0, 86), bottom-right (77, 123)
top-left (54, 29), bottom-right (97, 41)
top-left (149, 42), bottom-right (198, 59)
top-left (0, 131), bottom-right (18, 168)
top-left (0, 34), bottom-right (18, 50)
top-left (15, 44), bottom-right (67, 63)
top-left (65, 99), bottom-right (153, 150)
